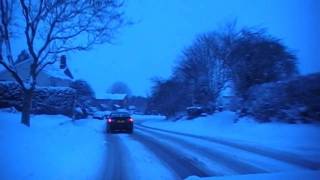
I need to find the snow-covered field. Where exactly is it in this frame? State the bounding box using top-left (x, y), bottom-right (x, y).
top-left (0, 111), bottom-right (106, 180)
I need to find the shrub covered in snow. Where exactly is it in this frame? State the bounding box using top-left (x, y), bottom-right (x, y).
top-left (32, 87), bottom-right (76, 116)
top-left (244, 73), bottom-right (320, 122)
top-left (70, 80), bottom-right (95, 118)
top-left (0, 81), bottom-right (23, 108)
top-left (0, 81), bottom-right (76, 116)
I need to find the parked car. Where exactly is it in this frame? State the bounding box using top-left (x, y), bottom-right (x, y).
top-left (186, 106), bottom-right (203, 119)
top-left (106, 112), bottom-right (133, 133)
top-left (186, 106), bottom-right (212, 119)
top-left (92, 111), bottom-right (110, 120)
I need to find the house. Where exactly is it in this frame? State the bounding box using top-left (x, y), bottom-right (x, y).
top-left (0, 55), bottom-right (74, 87)
top-left (95, 93), bottom-right (128, 110)
top-left (216, 81), bottom-right (238, 111)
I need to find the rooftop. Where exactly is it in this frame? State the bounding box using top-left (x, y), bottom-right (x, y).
top-left (0, 58), bottom-right (73, 81)
top-left (96, 93), bottom-right (127, 100)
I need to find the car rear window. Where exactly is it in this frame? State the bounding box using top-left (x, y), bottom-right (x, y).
top-left (110, 112), bottom-right (130, 118)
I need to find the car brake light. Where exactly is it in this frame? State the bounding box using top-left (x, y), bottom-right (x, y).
top-left (128, 118), bottom-right (134, 122)
top-left (108, 118), bottom-right (112, 123)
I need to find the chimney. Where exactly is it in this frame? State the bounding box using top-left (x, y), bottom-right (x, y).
top-left (60, 55), bottom-right (66, 69)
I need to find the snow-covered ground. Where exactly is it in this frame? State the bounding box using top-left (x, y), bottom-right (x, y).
top-left (1, 110), bottom-right (320, 180)
top-left (118, 134), bottom-right (176, 179)
top-left (186, 170), bottom-right (320, 180)
top-left (139, 111), bottom-right (320, 179)
top-left (0, 111), bottom-right (106, 180)
top-left (142, 111), bottom-right (320, 157)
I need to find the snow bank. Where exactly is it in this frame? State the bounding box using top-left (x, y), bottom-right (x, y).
top-left (0, 111), bottom-right (106, 179)
top-left (132, 114), bottom-right (166, 122)
top-left (143, 111), bottom-right (320, 157)
top-left (186, 170), bottom-right (320, 180)
top-left (186, 171), bottom-right (320, 180)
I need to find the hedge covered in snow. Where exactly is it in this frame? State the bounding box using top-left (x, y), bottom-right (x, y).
top-left (0, 81), bottom-right (76, 116)
top-left (244, 73), bottom-right (320, 122)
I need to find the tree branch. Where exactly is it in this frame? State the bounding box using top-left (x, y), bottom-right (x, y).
top-left (0, 58), bottom-right (25, 89)
top-left (36, 58), bottom-right (57, 77)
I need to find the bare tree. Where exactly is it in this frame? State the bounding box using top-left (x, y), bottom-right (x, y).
top-left (174, 32), bottom-right (229, 106)
top-left (0, 0), bottom-right (126, 126)
top-left (147, 78), bottom-right (190, 117)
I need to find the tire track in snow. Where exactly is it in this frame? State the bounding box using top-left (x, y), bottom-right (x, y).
top-left (130, 131), bottom-right (211, 179)
top-left (136, 124), bottom-right (320, 170)
top-left (118, 135), bottom-right (177, 179)
top-left (103, 134), bottom-right (129, 180)
top-left (135, 126), bottom-right (268, 174)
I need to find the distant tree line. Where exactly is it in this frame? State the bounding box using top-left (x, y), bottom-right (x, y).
top-left (146, 22), bottom-right (298, 117)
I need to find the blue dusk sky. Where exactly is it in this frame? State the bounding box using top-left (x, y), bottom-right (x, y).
top-left (13, 0), bottom-right (320, 96)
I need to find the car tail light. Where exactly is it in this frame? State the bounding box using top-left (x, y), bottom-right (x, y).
top-left (108, 118), bottom-right (112, 123)
top-left (128, 118), bottom-right (134, 122)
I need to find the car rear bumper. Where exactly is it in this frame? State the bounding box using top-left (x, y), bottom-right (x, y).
top-left (108, 123), bottom-right (133, 131)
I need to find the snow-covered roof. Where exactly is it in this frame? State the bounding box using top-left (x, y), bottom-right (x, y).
top-left (0, 58), bottom-right (73, 80)
top-left (43, 62), bottom-right (73, 80)
top-left (186, 106), bottom-right (203, 110)
top-left (0, 58), bottom-right (31, 73)
top-left (96, 93), bottom-right (127, 100)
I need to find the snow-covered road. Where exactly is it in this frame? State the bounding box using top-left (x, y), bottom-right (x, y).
top-left (1, 111), bottom-right (319, 179)
top-left (102, 117), bottom-right (320, 180)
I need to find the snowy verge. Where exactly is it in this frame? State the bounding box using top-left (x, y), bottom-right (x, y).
top-left (132, 114), bottom-right (166, 124)
top-left (142, 111), bottom-right (320, 158)
top-left (0, 111), bottom-right (106, 180)
top-left (186, 170), bottom-right (320, 180)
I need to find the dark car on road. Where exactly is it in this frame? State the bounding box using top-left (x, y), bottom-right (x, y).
top-left (106, 112), bottom-right (134, 133)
